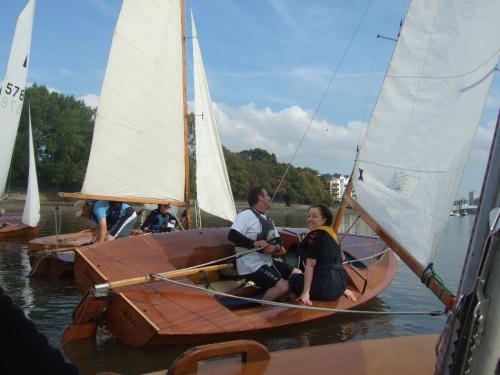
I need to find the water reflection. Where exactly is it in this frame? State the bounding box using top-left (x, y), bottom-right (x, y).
top-left (0, 201), bottom-right (474, 374)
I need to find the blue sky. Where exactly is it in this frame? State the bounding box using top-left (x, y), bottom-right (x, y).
top-left (1, 0), bottom-right (499, 199)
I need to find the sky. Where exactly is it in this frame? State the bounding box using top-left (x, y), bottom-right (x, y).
top-left (1, 0), bottom-right (499, 200)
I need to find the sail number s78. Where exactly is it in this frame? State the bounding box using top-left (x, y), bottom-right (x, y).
top-left (1, 82), bottom-right (25, 100)
top-left (0, 82), bottom-right (25, 114)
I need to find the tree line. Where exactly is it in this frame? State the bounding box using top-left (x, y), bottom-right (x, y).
top-left (10, 85), bottom-right (331, 206)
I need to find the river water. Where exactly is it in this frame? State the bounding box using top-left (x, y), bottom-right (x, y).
top-left (0, 201), bottom-right (474, 374)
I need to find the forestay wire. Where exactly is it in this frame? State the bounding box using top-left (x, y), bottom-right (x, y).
top-left (271, 0), bottom-right (375, 202)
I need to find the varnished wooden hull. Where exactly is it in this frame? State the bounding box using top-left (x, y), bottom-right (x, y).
top-left (0, 217), bottom-right (39, 240)
top-left (73, 227), bottom-right (397, 347)
top-left (27, 230), bottom-right (93, 251)
top-left (27, 231), bottom-right (93, 277)
top-left (27, 230), bottom-right (141, 277)
top-left (167, 335), bottom-right (438, 375)
top-left (28, 251), bottom-right (74, 277)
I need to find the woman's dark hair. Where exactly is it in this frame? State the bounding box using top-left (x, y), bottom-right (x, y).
top-left (309, 204), bottom-right (333, 226)
top-left (247, 186), bottom-right (264, 206)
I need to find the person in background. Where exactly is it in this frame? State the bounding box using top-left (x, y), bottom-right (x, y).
top-left (228, 186), bottom-right (301, 301)
top-left (289, 204), bottom-right (357, 306)
top-left (141, 204), bottom-right (179, 233)
top-left (0, 207), bottom-right (5, 216)
top-left (76, 200), bottom-right (137, 244)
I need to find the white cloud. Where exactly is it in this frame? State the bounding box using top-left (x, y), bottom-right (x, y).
top-left (212, 102), bottom-right (495, 195)
top-left (213, 102), bottom-right (365, 174)
top-left (26, 82), bottom-right (60, 94)
top-left (79, 94), bottom-right (99, 108)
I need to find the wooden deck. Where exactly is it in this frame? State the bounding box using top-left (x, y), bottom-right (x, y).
top-left (165, 335), bottom-right (438, 375)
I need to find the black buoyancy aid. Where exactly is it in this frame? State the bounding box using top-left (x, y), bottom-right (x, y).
top-left (91, 201), bottom-right (123, 230)
top-left (301, 226), bottom-right (344, 271)
top-left (247, 208), bottom-right (282, 245)
top-left (149, 211), bottom-right (175, 233)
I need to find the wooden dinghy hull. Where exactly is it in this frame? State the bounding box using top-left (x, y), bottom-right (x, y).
top-left (27, 231), bottom-right (93, 277)
top-left (0, 217), bottom-right (39, 240)
top-left (27, 230), bottom-right (93, 251)
top-left (28, 230), bottom-right (142, 277)
top-left (167, 335), bottom-right (438, 375)
top-left (28, 250), bottom-right (75, 277)
top-left (72, 228), bottom-right (397, 347)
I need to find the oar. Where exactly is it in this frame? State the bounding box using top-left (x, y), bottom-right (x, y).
top-left (62, 262), bottom-right (234, 345)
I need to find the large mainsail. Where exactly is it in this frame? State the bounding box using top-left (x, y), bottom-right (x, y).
top-left (0, 0), bottom-right (36, 199)
top-left (191, 13), bottom-right (236, 222)
top-left (354, 0), bottom-right (500, 266)
top-left (81, 0), bottom-right (186, 202)
top-left (22, 107), bottom-right (40, 227)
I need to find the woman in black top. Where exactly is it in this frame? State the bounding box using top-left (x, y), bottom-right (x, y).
top-left (289, 204), bottom-right (357, 306)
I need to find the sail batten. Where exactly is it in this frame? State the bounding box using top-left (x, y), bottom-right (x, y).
top-left (82, 0), bottom-right (185, 202)
top-left (191, 12), bottom-right (237, 222)
top-left (354, 0), bottom-right (500, 266)
top-left (0, 0), bottom-right (36, 199)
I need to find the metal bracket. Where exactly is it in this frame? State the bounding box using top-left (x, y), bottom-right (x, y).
top-left (94, 282), bottom-right (110, 298)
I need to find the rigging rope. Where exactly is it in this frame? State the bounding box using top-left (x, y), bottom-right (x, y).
top-left (150, 272), bottom-right (444, 317)
top-left (271, 0), bottom-right (375, 203)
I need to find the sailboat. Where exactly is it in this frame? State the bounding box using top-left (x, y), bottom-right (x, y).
top-left (0, 0), bottom-right (40, 240)
top-left (164, 0), bottom-right (500, 372)
top-left (28, 0), bottom-right (237, 275)
top-left (61, 1), bottom-right (397, 347)
top-left (166, 114), bottom-right (500, 375)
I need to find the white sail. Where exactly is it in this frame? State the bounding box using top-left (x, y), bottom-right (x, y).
top-left (191, 12), bottom-right (236, 222)
top-left (0, 0), bottom-right (36, 198)
top-left (81, 0), bottom-right (185, 202)
top-left (22, 107), bottom-right (40, 227)
top-left (354, 0), bottom-right (500, 265)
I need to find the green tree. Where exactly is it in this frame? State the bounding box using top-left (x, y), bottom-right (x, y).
top-left (10, 84), bottom-right (95, 191)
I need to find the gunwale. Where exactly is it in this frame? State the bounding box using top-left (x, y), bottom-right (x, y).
top-left (73, 227), bottom-right (397, 347)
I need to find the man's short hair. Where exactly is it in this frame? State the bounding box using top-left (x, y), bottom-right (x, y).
top-left (247, 186), bottom-right (264, 206)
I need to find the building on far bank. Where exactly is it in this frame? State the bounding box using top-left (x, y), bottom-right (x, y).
top-left (322, 173), bottom-right (351, 201)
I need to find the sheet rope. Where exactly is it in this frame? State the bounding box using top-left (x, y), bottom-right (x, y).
top-left (149, 272), bottom-right (445, 317)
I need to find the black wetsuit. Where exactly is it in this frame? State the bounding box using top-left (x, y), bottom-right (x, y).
top-left (290, 229), bottom-right (346, 300)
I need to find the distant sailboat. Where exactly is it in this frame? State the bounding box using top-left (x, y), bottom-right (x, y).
top-left (0, 0), bottom-right (39, 239)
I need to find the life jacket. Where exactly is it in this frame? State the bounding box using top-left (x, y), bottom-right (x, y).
top-left (300, 226), bottom-right (343, 271)
top-left (149, 210), bottom-right (176, 233)
top-left (247, 208), bottom-right (281, 245)
top-left (90, 201), bottom-right (123, 230)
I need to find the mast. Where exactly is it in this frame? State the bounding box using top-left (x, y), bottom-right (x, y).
top-left (181, 0), bottom-right (191, 229)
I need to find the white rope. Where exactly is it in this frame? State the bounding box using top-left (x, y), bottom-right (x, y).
top-left (150, 273), bottom-right (445, 316)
